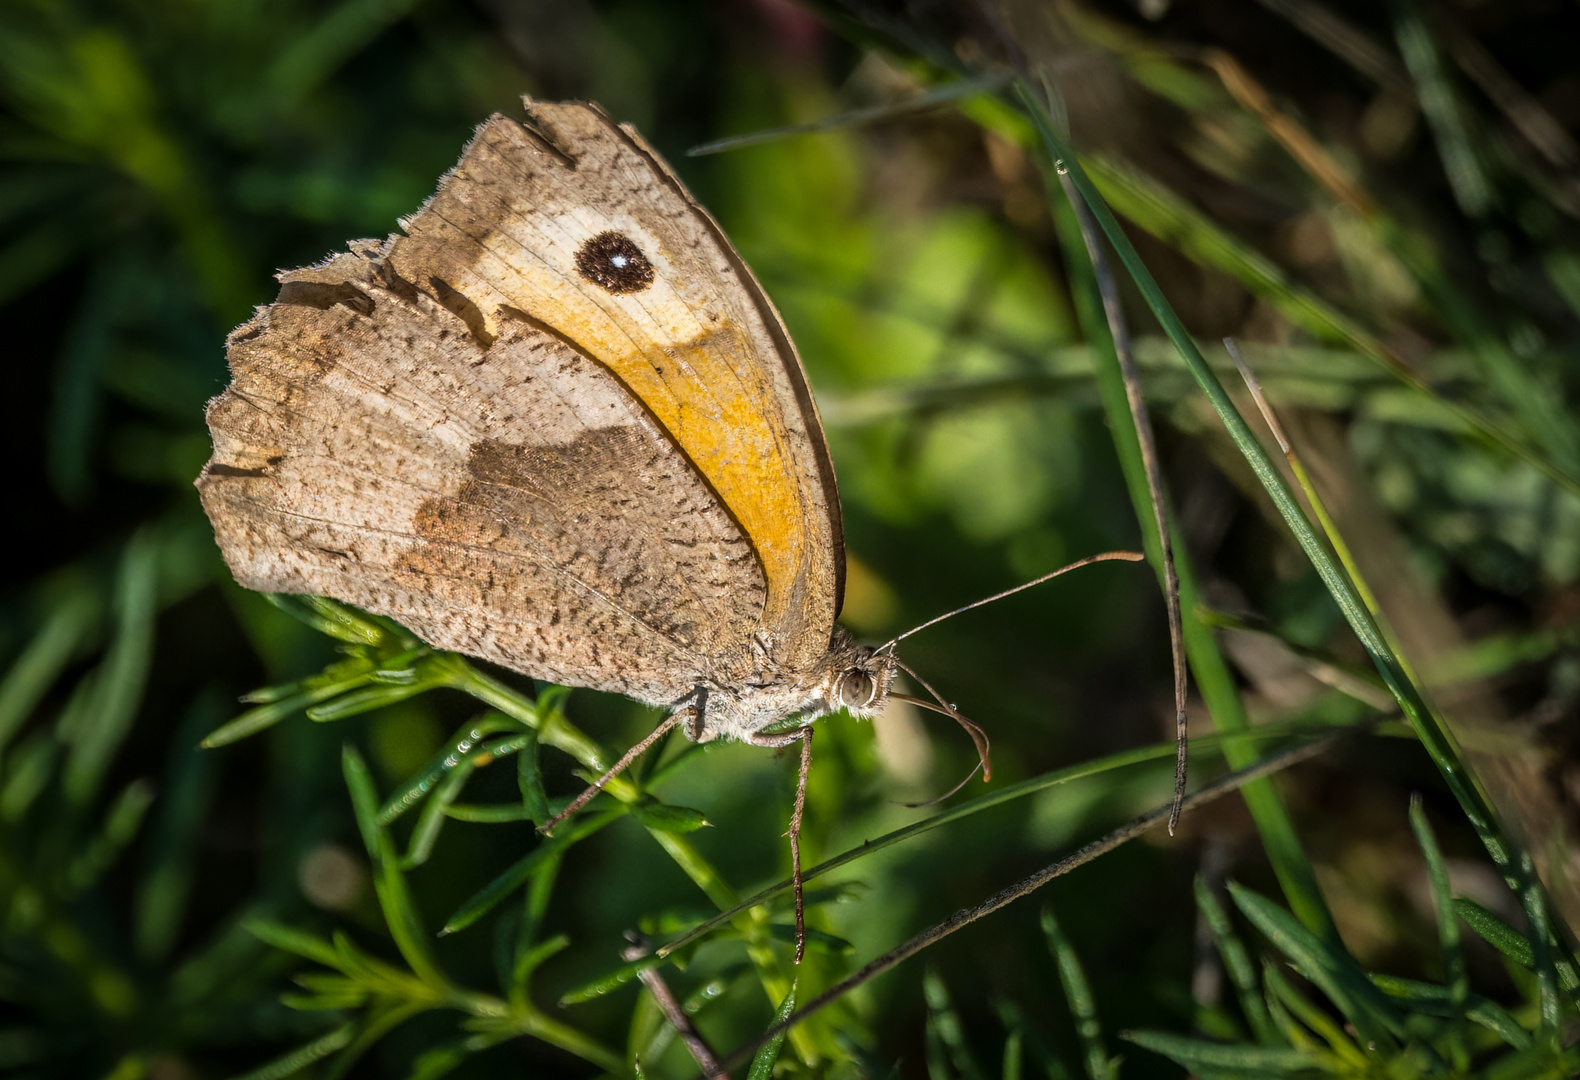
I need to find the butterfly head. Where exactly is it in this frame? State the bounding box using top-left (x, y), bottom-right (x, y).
top-left (827, 644), bottom-right (898, 719)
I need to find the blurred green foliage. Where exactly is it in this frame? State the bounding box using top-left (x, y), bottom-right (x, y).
top-left (4, 0), bottom-right (1580, 1077)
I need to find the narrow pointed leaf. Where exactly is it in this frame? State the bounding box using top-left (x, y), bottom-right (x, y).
top-left (629, 802), bottom-right (709, 834)
top-left (1123, 1030), bottom-right (1336, 1073)
top-left (748, 982), bottom-right (798, 1080)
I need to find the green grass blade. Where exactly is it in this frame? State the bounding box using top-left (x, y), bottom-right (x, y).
top-left (1078, 152), bottom-right (1580, 496)
top-left (232, 1023), bottom-right (356, 1080)
top-left (1122, 1030), bottom-right (1336, 1074)
top-left (1229, 883), bottom-right (1402, 1053)
top-left (1041, 909), bottom-right (1111, 1080)
top-left (747, 983), bottom-right (798, 1080)
top-left (442, 803), bottom-right (532, 823)
top-left (508, 934), bottom-right (569, 994)
top-left (263, 593), bottom-right (399, 648)
top-left (0, 730), bottom-right (58, 820)
top-left (1193, 875), bottom-right (1277, 1045)
top-left (924, 1000), bottom-right (950, 1080)
top-left (1021, 80), bottom-right (1580, 1019)
top-left (202, 672), bottom-right (375, 748)
top-left (516, 726), bottom-right (550, 826)
top-left (0, 582), bottom-right (96, 759)
top-left (1453, 897), bottom-right (1580, 992)
top-left (134, 694), bottom-right (223, 960)
top-left (562, 953), bottom-right (666, 1008)
top-left (1262, 963), bottom-right (1365, 1065)
top-left (444, 807), bottom-right (623, 937)
top-left (629, 802), bottom-right (709, 834)
top-left (1001, 1027), bottom-right (1023, 1080)
top-left (63, 529), bottom-right (159, 804)
top-left (341, 744), bottom-right (446, 988)
top-left (1391, 2), bottom-right (1491, 217)
top-left (322, 1000), bottom-right (432, 1080)
top-left (264, 0), bottom-right (424, 108)
top-left (1408, 797), bottom-right (1469, 1051)
top-left (1369, 973), bottom-right (1530, 1048)
top-left (397, 733), bottom-right (532, 865)
top-left (440, 660), bottom-right (608, 774)
top-left (243, 918), bottom-right (343, 969)
top-left (1051, 186), bottom-right (1340, 945)
top-left (656, 722), bottom-right (1330, 961)
top-left (378, 716), bottom-right (518, 825)
top-left (61, 777), bottom-right (154, 894)
top-left (305, 676), bottom-right (447, 722)
top-left (400, 756), bottom-right (475, 870)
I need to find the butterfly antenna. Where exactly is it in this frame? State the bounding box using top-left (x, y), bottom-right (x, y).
top-left (885, 658), bottom-right (993, 809)
top-left (540, 713), bottom-right (682, 835)
top-left (891, 659), bottom-right (992, 779)
top-left (879, 550), bottom-right (1145, 653)
top-left (875, 552), bottom-right (1145, 807)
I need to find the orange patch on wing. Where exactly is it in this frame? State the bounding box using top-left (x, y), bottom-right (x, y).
top-left (591, 323), bottom-right (808, 628)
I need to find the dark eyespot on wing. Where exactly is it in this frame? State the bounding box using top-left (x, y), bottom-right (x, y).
top-left (574, 230), bottom-right (654, 294)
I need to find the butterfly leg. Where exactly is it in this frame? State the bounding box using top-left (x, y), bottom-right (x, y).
top-left (681, 684), bottom-right (709, 742)
top-left (539, 712), bottom-right (682, 835)
top-left (747, 724), bottom-right (814, 964)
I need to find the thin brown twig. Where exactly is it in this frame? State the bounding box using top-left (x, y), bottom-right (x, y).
top-left (623, 934), bottom-right (731, 1080)
top-left (1223, 337), bottom-right (1296, 457)
top-left (716, 730), bottom-right (1342, 1074)
top-left (1223, 337), bottom-right (1410, 688)
top-left (786, 726), bottom-right (813, 964)
top-left (1060, 172), bottom-right (1190, 834)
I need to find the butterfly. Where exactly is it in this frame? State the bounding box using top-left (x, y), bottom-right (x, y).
top-left (197, 97), bottom-right (937, 960)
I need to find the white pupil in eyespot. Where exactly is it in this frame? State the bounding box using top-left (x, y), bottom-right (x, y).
top-left (610, 254), bottom-right (628, 268)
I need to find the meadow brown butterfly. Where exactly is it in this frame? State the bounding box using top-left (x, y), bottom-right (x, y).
top-left (197, 97), bottom-right (915, 958)
top-left (198, 98), bottom-right (892, 736)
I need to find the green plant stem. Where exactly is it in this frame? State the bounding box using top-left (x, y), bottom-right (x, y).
top-left (443, 659), bottom-right (809, 1053)
top-left (509, 1006), bottom-right (625, 1072)
top-left (442, 658), bottom-right (631, 800)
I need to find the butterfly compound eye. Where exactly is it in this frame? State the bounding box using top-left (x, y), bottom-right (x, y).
top-left (837, 670), bottom-right (877, 709)
top-left (574, 231), bottom-right (654, 294)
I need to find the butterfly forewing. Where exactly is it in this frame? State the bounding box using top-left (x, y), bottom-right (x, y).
top-left (198, 98), bottom-right (845, 700)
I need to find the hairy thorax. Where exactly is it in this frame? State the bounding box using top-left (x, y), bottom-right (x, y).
top-left (681, 627), bottom-right (897, 745)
